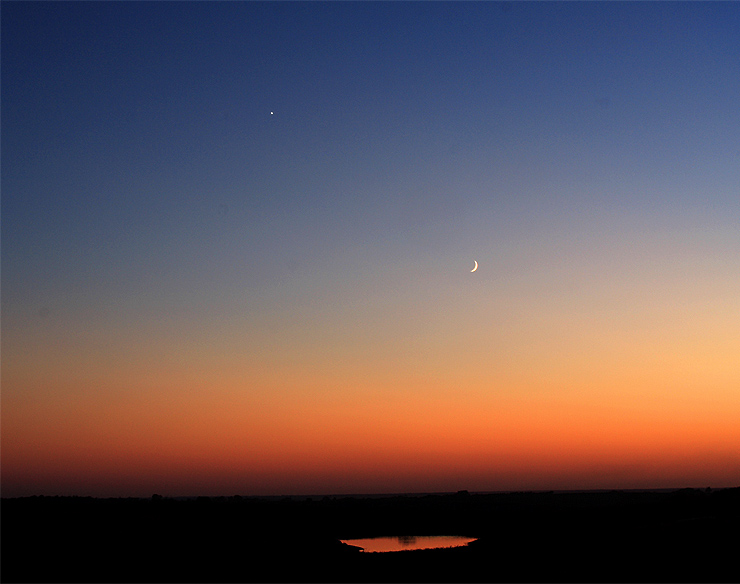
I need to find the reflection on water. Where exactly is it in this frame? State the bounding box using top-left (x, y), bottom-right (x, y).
top-left (341, 535), bottom-right (477, 553)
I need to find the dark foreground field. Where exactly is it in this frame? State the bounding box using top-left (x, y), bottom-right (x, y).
top-left (3, 487), bottom-right (739, 582)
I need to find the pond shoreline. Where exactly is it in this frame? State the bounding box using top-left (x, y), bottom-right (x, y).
top-left (3, 487), bottom-right (738, 582)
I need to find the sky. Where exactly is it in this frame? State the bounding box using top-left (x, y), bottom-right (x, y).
top-left (2, 1), bottom-right (739, 498)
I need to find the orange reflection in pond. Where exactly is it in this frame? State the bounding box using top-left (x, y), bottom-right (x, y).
top-left (341, 535), bottom-right (477, 553)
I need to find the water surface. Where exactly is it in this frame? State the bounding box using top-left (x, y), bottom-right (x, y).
top-left (341, 535), bottom-right (477, 553)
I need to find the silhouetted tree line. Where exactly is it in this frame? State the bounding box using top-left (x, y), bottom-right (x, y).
top-left (2, 487), bottom-right (738, 582)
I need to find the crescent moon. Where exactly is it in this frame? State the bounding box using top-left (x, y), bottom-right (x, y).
top-left (471, 260), bottom-right (478, 272)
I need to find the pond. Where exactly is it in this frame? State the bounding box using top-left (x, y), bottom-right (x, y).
top-left (340, 535), bottom-right (477, 553)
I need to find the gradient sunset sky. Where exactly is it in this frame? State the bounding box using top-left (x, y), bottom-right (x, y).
top-left (3, 1), bottom-right (739, 498)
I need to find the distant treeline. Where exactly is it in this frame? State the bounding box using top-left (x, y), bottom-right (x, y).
top-left (3, 487), bottom-right (739, 582)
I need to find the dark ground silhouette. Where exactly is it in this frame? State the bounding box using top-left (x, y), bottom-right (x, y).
top-left (2, 487), bottom-right (739, 582)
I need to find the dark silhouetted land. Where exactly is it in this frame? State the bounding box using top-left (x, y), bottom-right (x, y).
top-left (2, 487), bottom-right (739, 582)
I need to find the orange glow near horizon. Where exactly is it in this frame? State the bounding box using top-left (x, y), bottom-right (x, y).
top-left (4, 347), bottom-right (739, 497)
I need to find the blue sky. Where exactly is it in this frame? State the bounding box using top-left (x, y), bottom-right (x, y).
top-left (5, 2), bottom-right (739, 294)
top-left (3, 2), bottom-right (739, 496)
